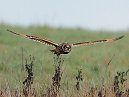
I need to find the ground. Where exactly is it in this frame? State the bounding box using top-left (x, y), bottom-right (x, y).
top-left (0, 24), bottom-right (128, 96)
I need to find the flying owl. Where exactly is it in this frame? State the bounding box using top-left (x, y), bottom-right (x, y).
top-left (7, 29), bottom-right (124, 56)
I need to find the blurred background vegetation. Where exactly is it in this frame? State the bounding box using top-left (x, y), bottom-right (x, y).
top-left (0, 23), bottom-right (128, 96)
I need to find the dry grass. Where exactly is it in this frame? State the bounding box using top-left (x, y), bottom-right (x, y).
top-left (0, 24), bottom-right (128, 97)
top-left (0, 55), bottom-right (129, 97)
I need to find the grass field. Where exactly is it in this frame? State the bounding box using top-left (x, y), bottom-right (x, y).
top-left (0, 23), bottom-right (129, 96)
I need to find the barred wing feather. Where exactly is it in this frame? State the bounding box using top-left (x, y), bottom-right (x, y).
top-left (7, 29), bottom-right (59, 47)
top-left (72, 35), bottom-right (124, 47)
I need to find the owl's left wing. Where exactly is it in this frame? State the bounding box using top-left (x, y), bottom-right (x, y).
top-left (71, 35), bottom-right (124, 47)
top-left (7, 29), bottom-right (59, 47)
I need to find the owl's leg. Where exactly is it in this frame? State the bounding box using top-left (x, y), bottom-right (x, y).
top-left (50, 48), bottom-right (61, 56)
top-left (50, 49), bottom-right (56, 54)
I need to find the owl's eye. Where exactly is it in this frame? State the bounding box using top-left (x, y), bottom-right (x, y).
top-left (65, 46), bottom-right (68, 48)
top-left (66, 45), bottom-right (70, 48)
top-left (65, 45), bottom-right (70, 49)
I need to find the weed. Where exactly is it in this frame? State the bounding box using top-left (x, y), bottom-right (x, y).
top-left (113, 69), bottom-right (129, 97)
top-left (75, 69), bottom-right (83, 90)
top-left (23, 55), bottom-right (35, 97)
top-left (47, 56), bottom-right (63, 97)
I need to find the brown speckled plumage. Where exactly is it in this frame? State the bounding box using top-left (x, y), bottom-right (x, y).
top-left (7, 29), bottom-right (124, 56)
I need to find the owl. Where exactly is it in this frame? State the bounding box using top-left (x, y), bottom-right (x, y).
top-left (7, 29), bottom-right (124, 56)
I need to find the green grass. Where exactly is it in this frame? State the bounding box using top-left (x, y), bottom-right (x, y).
top-left (0, 23), bottom-right (128, 96)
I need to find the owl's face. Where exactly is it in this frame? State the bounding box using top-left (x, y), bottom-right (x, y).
top-left (61, 43), bottom-right (72, 54)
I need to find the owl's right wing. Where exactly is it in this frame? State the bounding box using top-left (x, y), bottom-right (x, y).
top-left (71, 35), bottom-right (124, 47)
top-left (7, 29), bottom-right (59, 47)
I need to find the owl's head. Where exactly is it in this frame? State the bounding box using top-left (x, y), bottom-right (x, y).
top-left (61, 43), bottom-right (72, 54)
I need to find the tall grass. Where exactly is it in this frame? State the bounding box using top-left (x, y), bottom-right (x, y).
top-left (0, 23), bottom-right (128, 96)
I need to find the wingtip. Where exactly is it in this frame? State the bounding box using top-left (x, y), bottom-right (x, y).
top-left (115, 35), bottom-right (124, 41)
top-left (6, 29), bottom-right (20, 36)
top-left (7, 29), bottom-right (14, 33)
top-left (7, 29), bottom-right (11, 32)
top-left (7, 29), bottom-right (13, 32)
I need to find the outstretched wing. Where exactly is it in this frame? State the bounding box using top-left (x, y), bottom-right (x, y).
top-left (7, 29), bottom-right (59, 47)
top-left (72, 35), bottom-right (124, 47)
